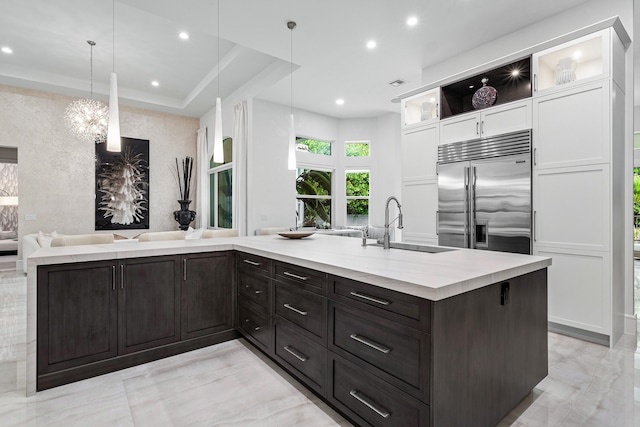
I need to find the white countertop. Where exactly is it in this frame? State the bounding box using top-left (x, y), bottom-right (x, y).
top-left (28, 234), bottom-right (551, 301)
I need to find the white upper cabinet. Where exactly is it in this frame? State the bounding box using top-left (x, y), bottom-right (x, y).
top-left (439, 99), bottom-right (532, 145)
top-left (533, 29), bottom-right (611, 96)
top-left (401, 88), bottom-right (440, 129)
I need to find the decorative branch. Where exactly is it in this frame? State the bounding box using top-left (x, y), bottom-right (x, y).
top-left (174, 156), bottom-right (194, 201)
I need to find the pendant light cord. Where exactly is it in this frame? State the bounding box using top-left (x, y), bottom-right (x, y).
top-left (290, 25), bottom-right (293, 115)
top-left (89, 42), bottom-right (94, 99)
top-left (112, 0), bottom-right (115, 73)
top-left (217, 0), bottom-right (220, 98)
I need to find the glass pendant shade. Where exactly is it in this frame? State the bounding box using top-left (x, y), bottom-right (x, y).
top-left (64, 40), bottom-right (108, 143)
top-left (106, 72), bottom-right (121, 152)
top-left (287, 114), bottom-right (296, 170)
top-left (64, 98), bottom-right (109, 143)
top-left (213, 97), bottom-right (224, 163)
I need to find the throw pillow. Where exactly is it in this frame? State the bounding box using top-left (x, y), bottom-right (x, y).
top-left (37, 230), bottom-right (58, 247)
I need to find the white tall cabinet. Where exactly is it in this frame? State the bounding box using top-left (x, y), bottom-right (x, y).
top-left (399, 22), bottom-right (629, 347)
top-left (532, 28), bottom-right (627, 346)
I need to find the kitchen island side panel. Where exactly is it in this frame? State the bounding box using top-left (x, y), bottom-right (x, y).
top-left (430, 268), bottom-right (548, 427)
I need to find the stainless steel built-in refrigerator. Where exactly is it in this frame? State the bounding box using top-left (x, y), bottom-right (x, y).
top-left (437, 130), bottom-right (532, 254)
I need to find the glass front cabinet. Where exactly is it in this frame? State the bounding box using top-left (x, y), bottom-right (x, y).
top-left (401, 87), bottom-right (440, 129)
top-left (532, 28), bottom-right (614, 95)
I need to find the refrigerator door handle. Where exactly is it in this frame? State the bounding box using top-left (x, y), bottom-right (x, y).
top-left (436, 211), bottom-right (439, 235)
top-left (463, 166), bottom-right (469, 248)
top-left (469, 166), bottom-right (477, 249)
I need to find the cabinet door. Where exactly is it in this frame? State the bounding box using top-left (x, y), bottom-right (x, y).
top-left (480, 99), bottom-right (531, 138)
top-left (533, 81), bottom-right (610, 169)
top-left (532, 28), bottom-right (610, 95)
top-left (401, 180), bottom-right (438, 245)
top-left (401, 124), bottom-right (438, 180)
top-left (37, 261), bottom-right (117, 374)
top-left (534, 247), bottom-right (610, 337)
top-left (439, 112), bottom-right (480, 144)
top-left (533, 164), bottom-right (609, 251)
top-left (118, 256), bottom-right (181, 354)
top-left (181, 252), bottom-right (233, 340)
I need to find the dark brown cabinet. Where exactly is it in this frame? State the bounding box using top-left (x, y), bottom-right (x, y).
top-left (37, 251), bottom-right (237, 391)
top-left (237, 252), bottom-right (273, 352)
top-left (37, 260), bottom-right (118, 375)
top-left (181, 252), bottom-right (233, 340)
top-left (118, 256), bottom-right (181, 354)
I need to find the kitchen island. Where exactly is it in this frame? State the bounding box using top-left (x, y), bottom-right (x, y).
top-left (26, 234), bottom-right (551, 426)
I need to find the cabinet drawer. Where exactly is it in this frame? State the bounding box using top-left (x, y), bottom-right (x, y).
top-left (274, 317), bottom-right (326, 392)
top-left (238, 302), bottom-right (270, 350)
top-left (330, 355), bottom-right (429, 427)
top-left (275, 283), bottom-right (326, 340)
top-left (238, 271), bottom-right (270, 310)
top-left (274, 261), bottom-right (327, 294)
top-left (237, 252), bottom-right (272, 276)
top-left (331, 303), bottom-right (427, 393)
top-left (331, 276), bottom-right (430, 332)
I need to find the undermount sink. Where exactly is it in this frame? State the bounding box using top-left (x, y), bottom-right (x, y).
top-left (372, 241), bottom-right (457, 253)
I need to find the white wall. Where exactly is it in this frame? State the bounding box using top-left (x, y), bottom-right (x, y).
top-left (246, 98), bottom-right (400, 235)
top-left (0, 84), bottom-right (199, 256)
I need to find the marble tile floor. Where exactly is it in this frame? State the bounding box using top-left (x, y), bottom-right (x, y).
top-left (1, 270), bottom-right (639, 426)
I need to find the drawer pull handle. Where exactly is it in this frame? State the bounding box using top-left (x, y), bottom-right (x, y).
top-left (350, 334), bottom-right (391, 354)
top-left (244, 285), bottom-right (263, 295)
top-left (243, 259), bottom-right (261, 266)
top-left (112, 265), bottom-right (116, 291)
top-left (349, 291), bottom-right (390, 306)
top-left (349, 389), bottom-right (390, 419)
top-left (283, 303), bottom-right (308, 316)
top-left (283, 271), bottom-right (308, 281)
top-left (244, 318), bottom-right (262, 331)
top-left (283, 345), bottom-right (308, 362)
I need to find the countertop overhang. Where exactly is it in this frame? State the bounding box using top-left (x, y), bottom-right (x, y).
top-left (28, 234), bottom-right (551, 301)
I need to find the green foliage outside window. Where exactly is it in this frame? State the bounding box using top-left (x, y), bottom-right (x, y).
top-left (296, 137), bottom-right (331, 155)
top-left (346, 171), bottom-right (369, 216)
top-left (346, 142), bottom-right (370, 157)
top-left (634, 167), bottom-right (640, 240)
top-left (297, 169), bottom-right (332, 227)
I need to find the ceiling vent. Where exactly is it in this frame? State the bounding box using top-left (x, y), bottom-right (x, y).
top-left (388, 79), bottom-right (406, 87)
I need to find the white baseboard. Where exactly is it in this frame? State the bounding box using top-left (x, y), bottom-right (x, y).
top-left (624, 313), bottom-right (637, 336)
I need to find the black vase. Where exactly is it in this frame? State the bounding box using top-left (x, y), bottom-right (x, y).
top-left (173, 199), bottom-right (196, 231)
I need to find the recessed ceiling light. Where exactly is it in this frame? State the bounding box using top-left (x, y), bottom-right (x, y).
top-left (179, 32), bottom-right (189, 40)
top-left (407, 16), bottom-right (418, 27)
top-left (469, 85), bottom-right (474, 89)
top-left (151, 81), bottom-right (159, 87)
top-left (1, 47), bottom-right (13, 54)
top-left (366, 40), bottom-right (377, 50)
top-left (336, 99), bottom-right (345, 105)
top-left (511, 69), bottom-right (520, 77)
top-left (573, 50), bottom-right (582, 60)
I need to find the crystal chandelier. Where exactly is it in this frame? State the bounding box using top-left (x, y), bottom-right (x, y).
top-left (64, 40), bottom-right (109, 144)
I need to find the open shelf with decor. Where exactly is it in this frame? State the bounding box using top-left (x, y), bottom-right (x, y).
top-left (440, 57), bottom-right (531, 119)
top-left (401, 87), bottom-right (440, 128)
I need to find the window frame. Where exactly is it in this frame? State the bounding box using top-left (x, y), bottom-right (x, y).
top-left (208, 137), bottom-right (233, 229)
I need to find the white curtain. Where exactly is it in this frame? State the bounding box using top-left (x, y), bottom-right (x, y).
top-left (195, 126), bottom-right (212, 229)
top-left (232, 101), bottom-right (248, 236)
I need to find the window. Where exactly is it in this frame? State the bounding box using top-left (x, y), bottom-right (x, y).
top-left (346, 170), bottom-right (369, 226)
top-left (345, 141), bottom-right (370, 157)
top-left (209, 137), bottom-right (233, 228)
top-left (296, 137), bottom-right (332, 156)
top-left (296, 168), bottom-right (332, 229)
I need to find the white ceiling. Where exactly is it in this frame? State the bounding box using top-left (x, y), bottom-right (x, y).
top-left (0, 0), bottom-right (614, 120)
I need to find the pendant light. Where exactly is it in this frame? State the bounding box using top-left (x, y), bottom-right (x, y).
top-left (212, 0), bottom-right (224, 163)
top-left (106, 0), bottom-right (121, 152)
top-left (287, 21), bottom-right (297, 171)
top-left (64, 40), bottom-right (109, 144)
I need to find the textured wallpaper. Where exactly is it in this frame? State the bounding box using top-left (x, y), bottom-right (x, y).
top-left (0, 84), bottom-right (199, 256)
top-left (0, 163), bottom-right (17, 233)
